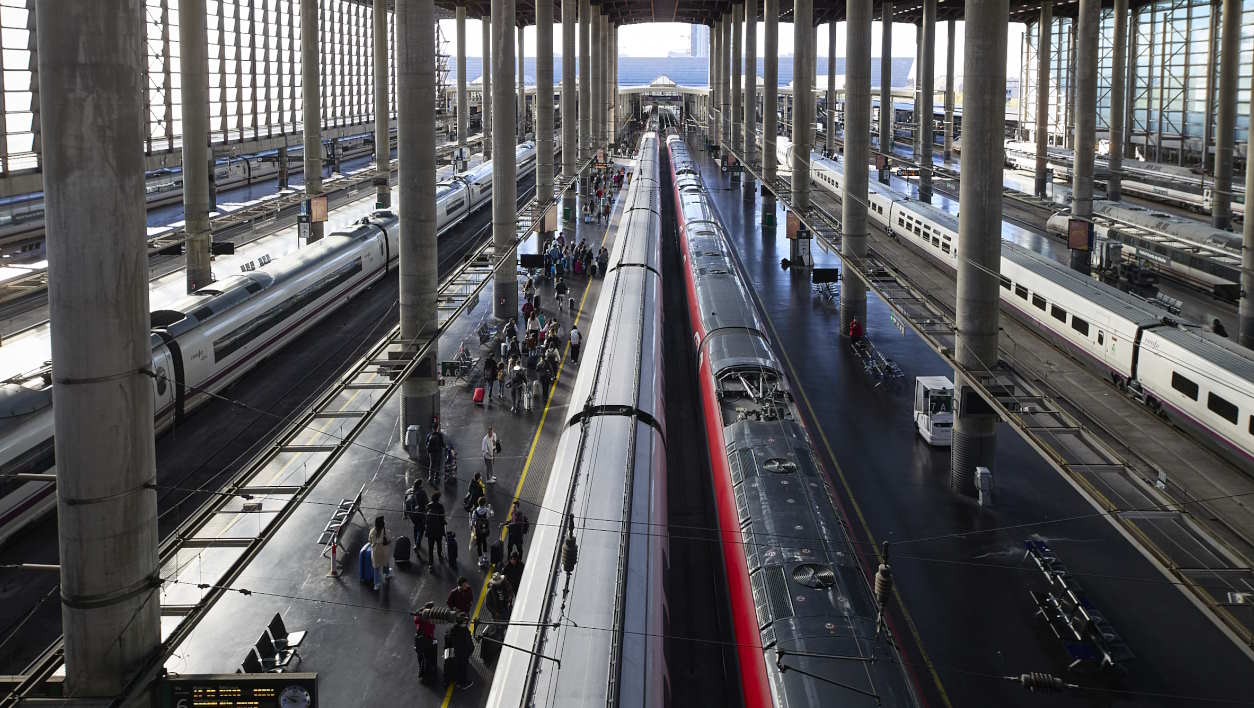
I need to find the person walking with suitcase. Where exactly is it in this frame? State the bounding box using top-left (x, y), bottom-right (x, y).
top-left (481, 427), bottom-right (500, 484)
top-left (367, 516), bottom-right (390, 594)
top-left (424, 492), bottom-right (447, 571)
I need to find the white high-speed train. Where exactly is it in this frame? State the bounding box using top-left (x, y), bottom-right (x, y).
top-left (781, 138), bottom-right (1254, 466)
top-left (0, 141), bottom-right (539, 546)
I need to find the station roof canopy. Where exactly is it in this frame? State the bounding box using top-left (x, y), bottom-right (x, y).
top-left (432, 0), bottom-right (1098, 28)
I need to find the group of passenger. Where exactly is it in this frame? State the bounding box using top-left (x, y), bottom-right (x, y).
top-left (481, 312), bottom-right (579, 414)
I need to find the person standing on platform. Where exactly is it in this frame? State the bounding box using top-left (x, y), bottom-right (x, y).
top-left (848, 317), bottom-right (864, 343)
top-left (404, 481), bottom-right (429, 551)
top-left (505, 500), bottom-right (529, 559)
top-left (368, 515), bottom-right (390, 593)
top-left (483, 354), bottom-right (499, 400)
top-left (424, 492), bottom-right (447, 570)
top-left (414, 601), bottom-right (439, 683)
top-left (469, 497), bottom-right (494, 566)
top-left (569, 325), bottom-right (582, 363)
top-left (444, 616), bottom-right (475, 690)
top-left (467, 472), bottom-right (487, 510)
top-left (447, 576), bottom-right (474, 614)
top-left (502, 551), bottom-right (525, 592)
top-left (424, 423), bottom-right (446, 485)
top-left (481, 426), bottom-right (499, 484)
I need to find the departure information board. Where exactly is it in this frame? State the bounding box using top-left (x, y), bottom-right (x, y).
top-left (159, 673), bottom-right (317, 708)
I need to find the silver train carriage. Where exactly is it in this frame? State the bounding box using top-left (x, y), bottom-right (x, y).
top-left (488, 130), bottom-right (668, 708)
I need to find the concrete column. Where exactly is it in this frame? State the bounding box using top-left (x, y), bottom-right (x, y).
top-left (455, 4), bottom-right (468, 149)
top-left (374, 0), bottom-right (391, 207)
top-left (711, 20), bottom-right (720, 146)
top-left (826, 21), bottom-right (836, 156)
top-left (763, 0), bottom-right (778, 184)
top-left (943, 18), bottom-right (955, 162)
top-left (38, 0), bottom-right (159, 695)
top-left (398, 0), bottom-right (439, 429)
top-left (561, 0), bottom-right (576, 226)
top-left (589, 6), bottom-right (601, 158)
top-left (301, 0), bottom-right (323, 242)
top-left (1242, 68), bottom-right (1254, 348)
top-left (745, 0), bottom-right (758, 170)
top-left (579, 0), bottom-right (590, 161)
top-left (483, 15), bottom-right (492, 158)
top-left (537, 0), bottom-right (553, 215)
top-left (918, 0), bottom-right (935, 201)
top-left (180, 0), bottom-right (212, 293)
top-left (732, 4), bottom-right (743, 158)
top-left (1070, 0), bottom-right (1097, 274)
top-left (1213, 0), bottom-right (1240, 229)
top-left (1034, 3), bottom-right (1052, 198)
top-left (913, 28), bottom-right (922, 161)
top-left (721, 13), bottom-right (733, 148)
top-left (1107, 0), bottom-right (1128, 200)
top-left (879, 1), bottom-right (892, 183)
top-left (791, 0), bottom-right (813, 267)
top-left (493, 0), bottom-right (518, 321)
top-left (841, 0), bottom-right (871, 334)
top-left (518, 25), bottom-right (526, 139)
top-left (599, 15), bottom-right (608, 151)
top-left (951, 0), bottom-right (1008, 494)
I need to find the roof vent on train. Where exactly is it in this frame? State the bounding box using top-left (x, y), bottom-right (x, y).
top-left (762, 458), bottom-right (798, 474)
top-left (792, 563), bottom-right (837, 589)
top-left (151, 310), bottom-right (187, 328)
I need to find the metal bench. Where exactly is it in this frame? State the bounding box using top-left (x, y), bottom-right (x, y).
top-left (317, 482), bottom-right (367, 566)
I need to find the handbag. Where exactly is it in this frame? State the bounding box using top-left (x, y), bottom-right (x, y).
top-left (494, 439), bottom-right (502, 454)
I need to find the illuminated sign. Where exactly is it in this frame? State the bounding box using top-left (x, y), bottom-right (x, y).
top-left (159, 673), bottom-right (317, 708)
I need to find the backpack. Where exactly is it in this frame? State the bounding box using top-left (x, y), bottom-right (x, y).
top-left (474, 512), bottom-right (490, 540)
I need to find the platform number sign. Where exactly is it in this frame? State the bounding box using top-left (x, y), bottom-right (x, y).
top-left (160, 673), bottom-right (316, 708)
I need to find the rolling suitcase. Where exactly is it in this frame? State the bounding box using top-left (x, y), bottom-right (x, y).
top-left (489, 539), bottom-right (504, 567)
top-left (394, 535), bottom-right (412, 565)
top-left (445, 530), bottom-right (459, 569)
top-left (472, 387), bottom-right (485, 406)
top-left (358, 545), bottom-right (374, 585)
top-left (477, 623), bottom-right (503, 664)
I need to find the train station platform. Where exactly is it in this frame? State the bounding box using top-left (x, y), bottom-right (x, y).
top-left (683, 130), bottom-right (1253, 707)
top-left (156, 173), bottom-right (630, 705)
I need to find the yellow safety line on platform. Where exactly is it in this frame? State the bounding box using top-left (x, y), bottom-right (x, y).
top-left (441, 215), bottom-right (610, 706)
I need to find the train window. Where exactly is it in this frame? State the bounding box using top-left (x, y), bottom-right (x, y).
top-left (1097, 332), bottom-right (1105, 346)
top-left (1050, 304), bottom-right (1067, 322)
top-left (1171, 372), bottom-right (1199, 401)
top-left (1015, 285), bottom-right (1028, 300)
top-left (1032, 294), bottom-right (1046, 310)
top-left (941, 243), bottom-right (951, 254)
top-left (447, 198), bottom-right (465, 211)
top-left (999, 276), bottom-right (1011, 290)
top-left (1207, 392), bottom-right (1238, 425)
top-left (1071, 316), bottom-right (1089, 336)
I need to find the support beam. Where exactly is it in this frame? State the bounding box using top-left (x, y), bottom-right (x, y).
top-left (1213, 0), bottom-right (1240, 229)
top-left (1107, 0), bottom-right (1128, 200)
top-left (842, 0), bottom-right (870, 334)
top-left (1070, 0), bottom-right (1097, 275)
top-left (943, 19), bottom-right (955, 162)
top-left (536, 0), bottom-right (553, 222)
top-left (590, 5), bottom-right (601, 159)
top-left (744, 0), bottom-right (757, 175)
top-left (180, 0), bottom-right (212, 292)
top-left (600, 14), bottom-right (609, 151)
top-left (493, 0), bottom-right (518, 321)
top-left (790, 0), bottom-right (813, 265)
top-left (762, 0), bottom-right (778, 188)
top-left (879, 1), bottom-right (892, 183)
top-left (374, 0), bottom-right (391, 207)
top-left (609, 24), bottom-right (617, 145)
top-left (918, 0), bottom-right (935, 201)
top-left (826, 21), bottom-right (836, 156)
top-left (913, 27), bottom-right (922, 161)
top-left (952, 0), bottom-right (1008, 494)
top-left (721, 12), bottom-right (732, 149)
top-left (578, 0), bottom-right (589, 161)
top-left (517, 24), bottom-right (526, 139)
top-left (731, 3), bottom-right (743, 159)
top-left (483, 14), bottom-right (492, 159)
top-left (38, 0), bottom-right (160, 695)
top-left (455, 4), bottom-right (467, 149)
top-left (301, 0), bottom-right (323, 242)
top-left (561, 0), bottom-right (576, 226)
top-left (398, 0), bottom-right (439, 430)
top-left (1034, 4), bottom-right (1052, 198)
top-left (710, 20), bottom-right (720, 147)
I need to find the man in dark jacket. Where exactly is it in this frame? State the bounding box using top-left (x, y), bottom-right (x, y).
top-left (444, 618), bottom-right (475, 690)
top-left (424, 492), bottom-right (447, 570)
top-left (502, 551), bottom-right (525, 592)
top-left (505, 501), bottom-right (529, 559)
top-left (404, 481), bottom-right (429, 550)
top-left (483, 354), bottom-right (499, 400)
top-left (425, 424), bottom-right (446, 484)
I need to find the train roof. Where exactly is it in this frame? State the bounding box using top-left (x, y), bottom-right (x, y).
top-left (1147, 325), bottom-right (1254, 384)
top-left (1001, 241), bottom-right (1171, 326)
